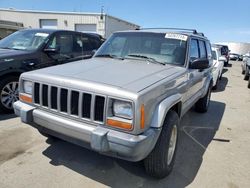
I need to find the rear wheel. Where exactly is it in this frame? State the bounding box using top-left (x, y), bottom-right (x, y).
top-left (195, 86), bottom-right (211, 113)
top-left (248, 78), bottom-right (250, 89)
top-left (242, 68), bottom-right (245, 75)
top-left (244, 67), bottom-right (249, 80)
top-left (0, 76), bottom-right (19, 113)
top-left (212, 76), bottom-right (219, 90)
top-left (144, 110), bottom-right (179, 179)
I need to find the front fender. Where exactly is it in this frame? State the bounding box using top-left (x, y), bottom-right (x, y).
top-left (150, 94), bottom-right (182, 128)
top-left (202, 75), bottom-right (213, 97)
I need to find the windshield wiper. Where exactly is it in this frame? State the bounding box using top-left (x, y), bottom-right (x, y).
top-left (126, 54), bottom-right (165, 65)
top-left (95, 54), bottom-right (124, 60)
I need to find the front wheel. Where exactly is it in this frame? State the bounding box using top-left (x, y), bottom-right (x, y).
top-left (195, 86), bottom-right (211, 113)
top-left (0, 76), bottom-right (19, 113)
top-left (144, 110), bottom-right (179, 179)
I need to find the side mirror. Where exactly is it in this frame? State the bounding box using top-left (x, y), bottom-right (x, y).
top-left (219, 56), bottom-right (227, 61)
top-left (189, 58), bottom-right (209, 70)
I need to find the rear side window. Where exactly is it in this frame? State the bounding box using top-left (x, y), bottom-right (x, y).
top-left (206, 41), bottom-right (212, 59)
top-left (199, 40), bottom-right (207, 58)
top-left (190, 39), bottom-right (199, 60)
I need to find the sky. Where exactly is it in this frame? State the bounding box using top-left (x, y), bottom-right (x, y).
top-left (1, 0), bottom-right (250, 43)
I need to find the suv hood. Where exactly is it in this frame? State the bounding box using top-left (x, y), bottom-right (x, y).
top-left (25, 58), bottom-right (185, 92)
top-left (0, 48), bottom-right (30, 58)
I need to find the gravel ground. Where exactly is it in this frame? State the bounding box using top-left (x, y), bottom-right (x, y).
top-left (0, 62), bottom-right (249, 188)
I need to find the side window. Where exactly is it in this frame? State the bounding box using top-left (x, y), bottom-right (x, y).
top-left (199, 40), bottom-right (207, 58)
top-left (190, 39), bottom-right (199, 60)
top-left (74, 34), bottom-right (83, 52)
top-left (206, 41), bottom-right (212, 59)
top-left (89, 37), bottom-right (101, 50)
top-left (81, 35), bottom-right (93, 51)
top-left (48, 33), bottom-right (73, 54)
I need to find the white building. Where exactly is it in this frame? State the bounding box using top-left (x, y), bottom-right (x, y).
top-left (0, 8), bottom-right (139, 38)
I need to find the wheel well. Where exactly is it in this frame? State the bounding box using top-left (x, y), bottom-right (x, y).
top-left (169, 102), bottom-right (182, 117)
top-left (0, 72), bottom-right (22, 81)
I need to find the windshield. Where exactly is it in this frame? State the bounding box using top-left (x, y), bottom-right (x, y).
top-left (95, 32), bottom-right (187, 65)
top-left (0, 30), bottom-right (50, 51)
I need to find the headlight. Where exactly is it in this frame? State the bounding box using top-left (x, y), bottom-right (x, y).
top-left (23, 81), bottom-right (32, 95)
top-left (113, 100), bottom-right (133, 119)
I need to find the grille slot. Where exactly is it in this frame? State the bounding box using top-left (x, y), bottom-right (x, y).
top-left (71, 91), bottom-right (79, 115)
top-left (34, 83), bottom-right (40, 104)
top-left (51, 86), bottom-right (57, 110)
top-left (42, 85), bottom-right (48, 107)
top-left (33, 84), bottom-right (105, 123)
top-left (94, 96), bottom-right (105, 122)
top-left (60, 89), bottom-right (68, 112)
top-left (82, 93), bottom-right (92, 119)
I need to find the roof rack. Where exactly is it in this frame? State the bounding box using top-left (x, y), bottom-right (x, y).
top-left (135, 27), bottom-right (206, 37)
top-left (136, 27), bottom-right (198, 34)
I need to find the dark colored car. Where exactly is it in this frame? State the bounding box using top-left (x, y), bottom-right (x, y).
top-left (0, 29), bottom-right (103, 112)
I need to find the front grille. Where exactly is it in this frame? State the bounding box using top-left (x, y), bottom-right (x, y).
top-left (33, 83), bottom-right (106, 123)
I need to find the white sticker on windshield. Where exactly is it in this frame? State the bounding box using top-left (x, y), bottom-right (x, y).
top-left (165, 33), bottom-right (188, 41)
top-left (35, 33), bottom-right (49, 37)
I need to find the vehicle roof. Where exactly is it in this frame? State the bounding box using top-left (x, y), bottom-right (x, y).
top-left (19, 28), bottom-right (99, 36)
top-left (114, 29), bottom-right (208, 40)
top-left (213, 44), bottom-right (229, 48)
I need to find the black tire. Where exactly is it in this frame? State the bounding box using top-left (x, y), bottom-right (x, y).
top-left (242, 69), bottom-right (245, 75)
top-left (195, 86), bottom-right (211, 113)
top-left (144, 110), bottom-right (179, 179)
top-left (212, 77), bottom-right (219, 90)
top-left (219, 72), bottom-right (222, 80)
top-left (224, 61), bottom-right (228, 67)
top-left (248, 78), bottom-right (250, 89)
top-left (244, 67), bottom-right (249, 80)
top-left (0, 76), bottom-right (19, 113)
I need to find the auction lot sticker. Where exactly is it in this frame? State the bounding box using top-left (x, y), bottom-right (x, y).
top-left (165, 33), bottom-right (188, 41)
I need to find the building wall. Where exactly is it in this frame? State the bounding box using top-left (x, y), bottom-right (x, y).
top-left (105, 16), bottom-right (138, 37)
top-left (0, 9), bottom-right (139, 38)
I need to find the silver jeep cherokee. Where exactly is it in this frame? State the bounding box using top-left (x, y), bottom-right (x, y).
top-left (14, 28), bottom-right (213, 178)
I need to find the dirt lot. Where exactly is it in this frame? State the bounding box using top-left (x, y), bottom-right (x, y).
top-left (0, 62), bottom-right (249, 188)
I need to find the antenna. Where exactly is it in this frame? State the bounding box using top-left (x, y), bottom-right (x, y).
top-left (100, 6), bottom-right (104, 20)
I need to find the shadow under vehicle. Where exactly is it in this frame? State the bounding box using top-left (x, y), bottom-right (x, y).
top-left (42, 100), bottom-right (225, 188)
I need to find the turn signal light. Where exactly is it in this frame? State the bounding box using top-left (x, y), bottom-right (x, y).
top-left (140, 104), bottom-right (145, 129)
top-left (107, 119), bottom-right (132, 130)
top-left (20, 93), bottom-right (32, 103)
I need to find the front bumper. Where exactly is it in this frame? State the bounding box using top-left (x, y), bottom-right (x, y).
top-left (14, 101), bottom-right (161, 162)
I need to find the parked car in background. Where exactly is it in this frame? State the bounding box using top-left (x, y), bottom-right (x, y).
top-left (229, 53), bottom-right (239, 61)
top-left (14, 28), bottom-right (213, 178)
top-left (213, 44), bottom-right (230, 66)
top-left (242, 58), bottom-right (250, 80)
top-left (0, 29), bottom-right (103, 112)
top-left (212, 47), bottom-right (225, 89)
top-left (238, 54), bottom-right (243, 61)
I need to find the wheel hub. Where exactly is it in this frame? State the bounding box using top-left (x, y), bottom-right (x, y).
top-left (1, 81), bottom-right (19, 109)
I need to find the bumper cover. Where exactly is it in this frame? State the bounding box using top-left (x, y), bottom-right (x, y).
top-left (14, 101), bottom-right (161, 162)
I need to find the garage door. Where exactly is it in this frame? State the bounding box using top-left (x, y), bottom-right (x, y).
top-left (40, 19), bottom-right (58, 29)
top-left (75, 24), bottom-right (97, 33)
